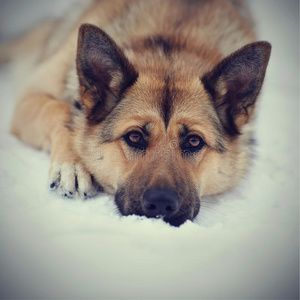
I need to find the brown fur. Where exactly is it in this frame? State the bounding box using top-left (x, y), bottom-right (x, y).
top-left (8, 0), bottom-right (271, 226)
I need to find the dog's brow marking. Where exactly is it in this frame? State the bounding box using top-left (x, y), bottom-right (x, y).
top-left (141, 123), bottom-right (151, 136)
top-left (180, 124), bottom-right (189, 137)
top-left (162, 76), bottom-right (172, 129)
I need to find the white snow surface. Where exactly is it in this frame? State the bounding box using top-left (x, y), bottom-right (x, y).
top-left (0, 1), bottom-right (299, 299)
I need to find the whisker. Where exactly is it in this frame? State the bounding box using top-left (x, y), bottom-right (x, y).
top-left (200, 206), bottom-right (226, 217)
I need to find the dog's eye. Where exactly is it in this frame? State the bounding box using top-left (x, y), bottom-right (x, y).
top-left (124, 131), bottom-right (147, 151)
top-left (182, 135), bottom-right (205, 153)
top-left (188, 136), bottom-right (201, 147)
top-left (129, 132), bottom-right (141, 143)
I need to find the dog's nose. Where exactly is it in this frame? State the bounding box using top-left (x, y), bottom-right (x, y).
top-left (142, 187), bottom-right (179, 218)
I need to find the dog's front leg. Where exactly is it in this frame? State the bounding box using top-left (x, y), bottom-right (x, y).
top-left (11, 94), bottom-right (98, 199)
top-left (49, 116), bottom-right (98, 199)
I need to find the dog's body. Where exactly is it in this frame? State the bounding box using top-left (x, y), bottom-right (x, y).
top-left (7, 0), bottom-right (271, 226)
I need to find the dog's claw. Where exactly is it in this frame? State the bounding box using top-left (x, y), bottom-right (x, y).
top-left (63, 191), bottom-right (74, 199)
top-left (50, 182), bottom-right (56, 189)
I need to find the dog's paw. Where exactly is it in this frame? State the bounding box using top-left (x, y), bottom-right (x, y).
top-left (49, 162), bottom-right (99, 199)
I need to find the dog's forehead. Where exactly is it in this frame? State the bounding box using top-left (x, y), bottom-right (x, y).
top-left (106, 76), bottom-right (203, 121)
top-left (128, 75), bottom-right (215, 119)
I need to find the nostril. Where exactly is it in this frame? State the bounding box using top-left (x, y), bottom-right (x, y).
top-left (166, 205), bottom-right (173, 212)
top-left (148, 203), bottom-right (157, 210)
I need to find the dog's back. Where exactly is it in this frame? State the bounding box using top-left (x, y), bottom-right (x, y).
top-left (61, 0), bottom-right (256, 104)
top-left (5, 0), bottom-right (255, 97)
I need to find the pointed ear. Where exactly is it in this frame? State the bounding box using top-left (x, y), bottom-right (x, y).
top-left (201, 41), bottom-right (271, 136)
top-left (76, 24), bottom-right (138, 123)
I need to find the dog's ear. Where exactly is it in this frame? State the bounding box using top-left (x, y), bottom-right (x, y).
top-left (202, 41), bottom-right (271, 136)
top-left (76, 24), bottom-right (138, 123)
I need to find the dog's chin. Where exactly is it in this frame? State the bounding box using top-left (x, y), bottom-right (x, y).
top-left (163, 214), bottom-right (193, 227)
top-left (164, 205), bottom-right (200, 227)
top-left (119, 206), bottom-right (197, 227)
top-left (125, 211), bottom-right (193, 227)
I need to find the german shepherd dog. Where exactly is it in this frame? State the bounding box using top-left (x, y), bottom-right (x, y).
top-left (6, 0), bottom-right (271, 226)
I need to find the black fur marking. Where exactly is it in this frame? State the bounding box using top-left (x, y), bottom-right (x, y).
top-left (75, 176), bottom-right (78, 190)
top-left (161, 76), bottom-right (172, 129)
top-left (179, 124), bottom-right (189, 138)
top-left (127, 34), bottom-right (217, 61)
top-left (143, 36), bottom-right (174, 56)
top-left (141, 123), bottom-right (151, 137)
top-left (215, 138), bottom-right (227, 154)
top-left (74, 100), bottom-right (82, 110)
top-left (114, 187), bottom-right (127, 216)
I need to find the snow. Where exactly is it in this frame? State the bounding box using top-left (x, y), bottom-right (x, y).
top-left (0, 0), bottom-right (299, 299)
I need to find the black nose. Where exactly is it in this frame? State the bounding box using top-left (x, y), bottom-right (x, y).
top-left (142, 187), bottom-right (179, 218)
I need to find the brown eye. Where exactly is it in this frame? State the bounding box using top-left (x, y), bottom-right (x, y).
top-left (124, 131), bottom-right (147, 151)
top-left (188, 136), bottom-right (201, 147)
top-left (182, 135), bottom-right (204, 154)
top-left (129, 132), bottom-right (141, 143)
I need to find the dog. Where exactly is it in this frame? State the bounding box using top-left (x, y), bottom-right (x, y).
top-left (5, 0), bottom-right (271, 226)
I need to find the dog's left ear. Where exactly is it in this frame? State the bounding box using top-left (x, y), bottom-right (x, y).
top-left (202, 41), bottom-right (271, 136)
top-left (76, 24), bottom-right (138, 123)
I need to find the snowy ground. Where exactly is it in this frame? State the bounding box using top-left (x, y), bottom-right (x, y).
top-left (0, 0), bottom-right (299, 299)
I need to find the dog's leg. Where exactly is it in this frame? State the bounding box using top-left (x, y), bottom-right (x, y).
top-left (11, 94), bottom-right (97, 199)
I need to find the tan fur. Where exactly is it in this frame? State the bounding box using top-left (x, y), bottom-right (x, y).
top-left (8, 0), bottom-right (271, 226)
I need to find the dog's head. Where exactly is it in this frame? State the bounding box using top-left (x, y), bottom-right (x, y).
top-left (72, 24), bottom-right (271, 226)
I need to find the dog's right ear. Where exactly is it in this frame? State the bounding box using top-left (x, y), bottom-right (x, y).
top-left (76, 24), bottom-right (138, 123)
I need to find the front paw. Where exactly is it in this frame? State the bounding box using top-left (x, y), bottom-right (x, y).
top-left (49, 162), bottom-right (100, 199)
